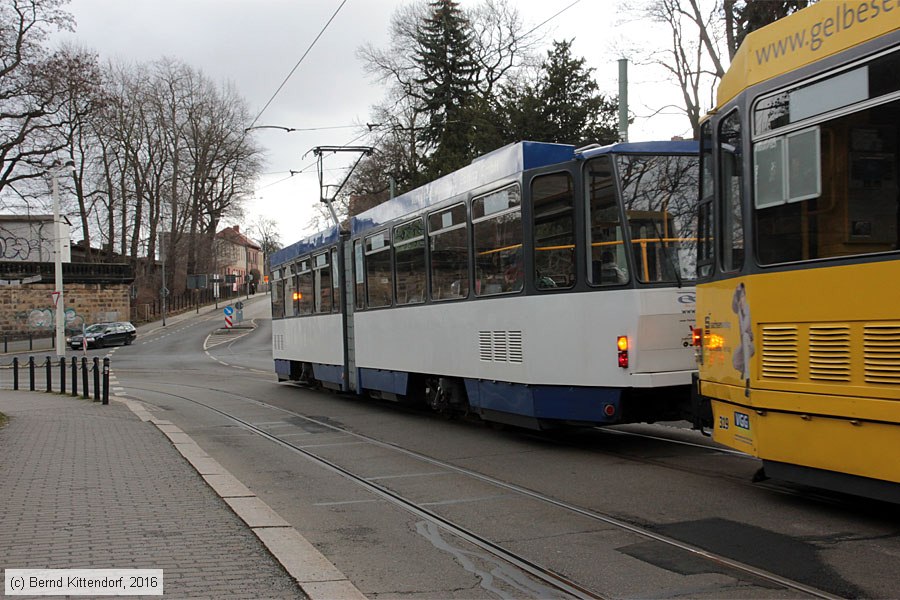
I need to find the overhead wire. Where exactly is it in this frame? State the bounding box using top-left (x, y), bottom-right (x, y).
top-left (253, 0), bottom-right (581, 195)
top-left (522, 0), bottom-right (583, 38)
top-left (249, 0), bottom-right (350, 129)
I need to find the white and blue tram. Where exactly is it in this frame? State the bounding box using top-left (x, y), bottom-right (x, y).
top-left (270, 140), bottom-right (699, 429)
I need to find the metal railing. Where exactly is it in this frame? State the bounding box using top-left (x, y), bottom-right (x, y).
top-left (2, 356), bottom-right (110, 404)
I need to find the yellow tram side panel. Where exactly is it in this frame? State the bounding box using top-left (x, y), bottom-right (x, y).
top-left (717, 0), bottom-right (900, 106)
top-left (697, 261), bottom-right (900, 483)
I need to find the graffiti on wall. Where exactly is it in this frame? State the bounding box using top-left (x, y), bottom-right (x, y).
top-left (20, 307), bottom-right (86, 332)
top-left (0, 222), bottom-right (56, 262)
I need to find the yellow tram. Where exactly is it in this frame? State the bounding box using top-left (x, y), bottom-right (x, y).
top-left (693, 2), bottom-right (900, 501)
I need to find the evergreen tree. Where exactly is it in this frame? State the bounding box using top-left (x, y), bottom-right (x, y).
top-left (414, 0), bottom-right (479, 178)
top-left (497, 40), bottom-right (618, 147)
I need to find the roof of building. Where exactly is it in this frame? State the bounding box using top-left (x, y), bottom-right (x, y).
top-left (216, 225), bottom-right (261, 250)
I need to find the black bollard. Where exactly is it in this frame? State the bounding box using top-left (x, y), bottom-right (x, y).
top-left (29, 356), bottom-right (35, 391)
top-left (81, 357), bottom-right (89, 400)
top-left (60, 357), bottom-right (66, 395)
top-left (102, 357), bottom-right (110, 405)
top-left (92, 357), bottom-right (100, 402)
top-left (45, 356), bottom-right (52, 392)
top-left (71, 357), bottom-right (78, 397)
top-left (12, 357), bottom-right (18, 390)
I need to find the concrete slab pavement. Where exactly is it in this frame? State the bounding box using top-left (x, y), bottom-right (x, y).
top-left (0, 392), bottom-right (306, 598)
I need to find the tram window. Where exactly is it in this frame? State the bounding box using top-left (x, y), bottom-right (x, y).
top-left (585, 156), bottom-right (629, 286)
top-left (532, 172), bottom-right (575, 290)
top-left (365, 231), bottom-right (393, 308)
top-left (331, 248), bottom-right (340, 313)
top-left (353, 240), bottom-right (365, 310)
top-left (754, 50), bottom-right (900, 136)
top-left (618, 153), bottom-right (699, 283)
top-left (285, 263), bottom-right (297, 316)
top-left (754, 127), bottom-right (822, 209)
top-left (429, 203), bottom-right (469, 301)
top-left (755, 99), bottom-right (900, 264)
top-left (296, 259), bottom-right (313, 315)
top-left (394, 218), bottom-right (426, 305)
top-left (313, 252), bottom-right (332, 313)
top-left (473, 186), bottom-right (523, 295)
top-left (272, 272), bottom-right (285, 319)
top-left (719, 110), bottom-right (745, 272)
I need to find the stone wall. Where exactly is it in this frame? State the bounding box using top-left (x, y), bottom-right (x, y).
top-left (0, 282), bottom-right (131, 339)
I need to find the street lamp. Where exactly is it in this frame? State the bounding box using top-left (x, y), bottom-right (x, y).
top-left (50, 161), bottom-right (75, 357)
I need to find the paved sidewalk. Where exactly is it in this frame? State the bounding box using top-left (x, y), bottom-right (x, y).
top-left (0, 392), bottom-right (306, 599)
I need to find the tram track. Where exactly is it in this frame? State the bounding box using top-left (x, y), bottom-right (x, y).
top-left (118, 379), bottom-right (841, 600)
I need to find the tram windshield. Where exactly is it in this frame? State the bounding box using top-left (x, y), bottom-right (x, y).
top-left (617, 153), bottom-right (699, 283)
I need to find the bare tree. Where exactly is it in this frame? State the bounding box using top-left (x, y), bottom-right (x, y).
top-left (633, 0), bottom-right (725, 139)
top-left (245, 215), bottom-right (281, 269)
top-left (625, 0), bottom-right (815, 139)
top-left (52, 43), bottom-right (109, 261)
top-left (0, 0), bottom-right (75, 195)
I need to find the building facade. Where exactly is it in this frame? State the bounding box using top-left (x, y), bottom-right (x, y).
top-left (215, 226), bottom-right (264, 293)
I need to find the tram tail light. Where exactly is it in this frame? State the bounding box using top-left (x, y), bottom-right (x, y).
top-left (617, 336), bottom-right (629, 368)
top-left (691, 327), bottom-right (702, 346)
top-left (692, 326), bottom-right (704, 366)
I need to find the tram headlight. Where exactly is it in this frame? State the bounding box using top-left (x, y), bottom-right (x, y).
top-left (617, 336), bottom-right (629, 368)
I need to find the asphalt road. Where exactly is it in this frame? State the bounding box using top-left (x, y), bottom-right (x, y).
top-left (103, 296), bottom-right (900, 599)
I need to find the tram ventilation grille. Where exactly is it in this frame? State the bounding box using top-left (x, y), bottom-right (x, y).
top-left (761, 325), bottom-right (798, 379)
top-left (273, 334), bottom-right (284, 351)
top-left (809, 325), bottom-right (851, 382)
top-left (864, 324), bottom-right (900, 385)
top-left (479, 330), bottom-right (523, 364)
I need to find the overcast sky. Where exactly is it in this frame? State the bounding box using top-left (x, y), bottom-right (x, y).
top-left (58, 0), bottom-right (694, 247)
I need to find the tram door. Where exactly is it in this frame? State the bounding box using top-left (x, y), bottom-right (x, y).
top-left (344, 239), bottom-right (361, 393)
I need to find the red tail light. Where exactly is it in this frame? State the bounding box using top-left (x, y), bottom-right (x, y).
top-left (617, 336), bottom-right (629, 368)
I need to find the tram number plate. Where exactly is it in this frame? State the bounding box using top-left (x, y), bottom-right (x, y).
top-left (734, 411), bottom-right (750, 430)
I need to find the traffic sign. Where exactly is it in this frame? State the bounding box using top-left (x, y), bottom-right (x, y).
top-left (223, 305), bottom-right (234, 316)
top-left (235, 301), bottom-right (243, 310)
top-left (51, 291), bottom-right (61, 306)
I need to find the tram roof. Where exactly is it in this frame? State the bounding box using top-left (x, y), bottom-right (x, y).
top-left (271, 139), bottom-right (700, 267)
top-left (576, 140), bottom-right (698, 159)
top-left (269, 225), bottom-right (340, 268)
top-left (350, 141), bottom-right (574, 236)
